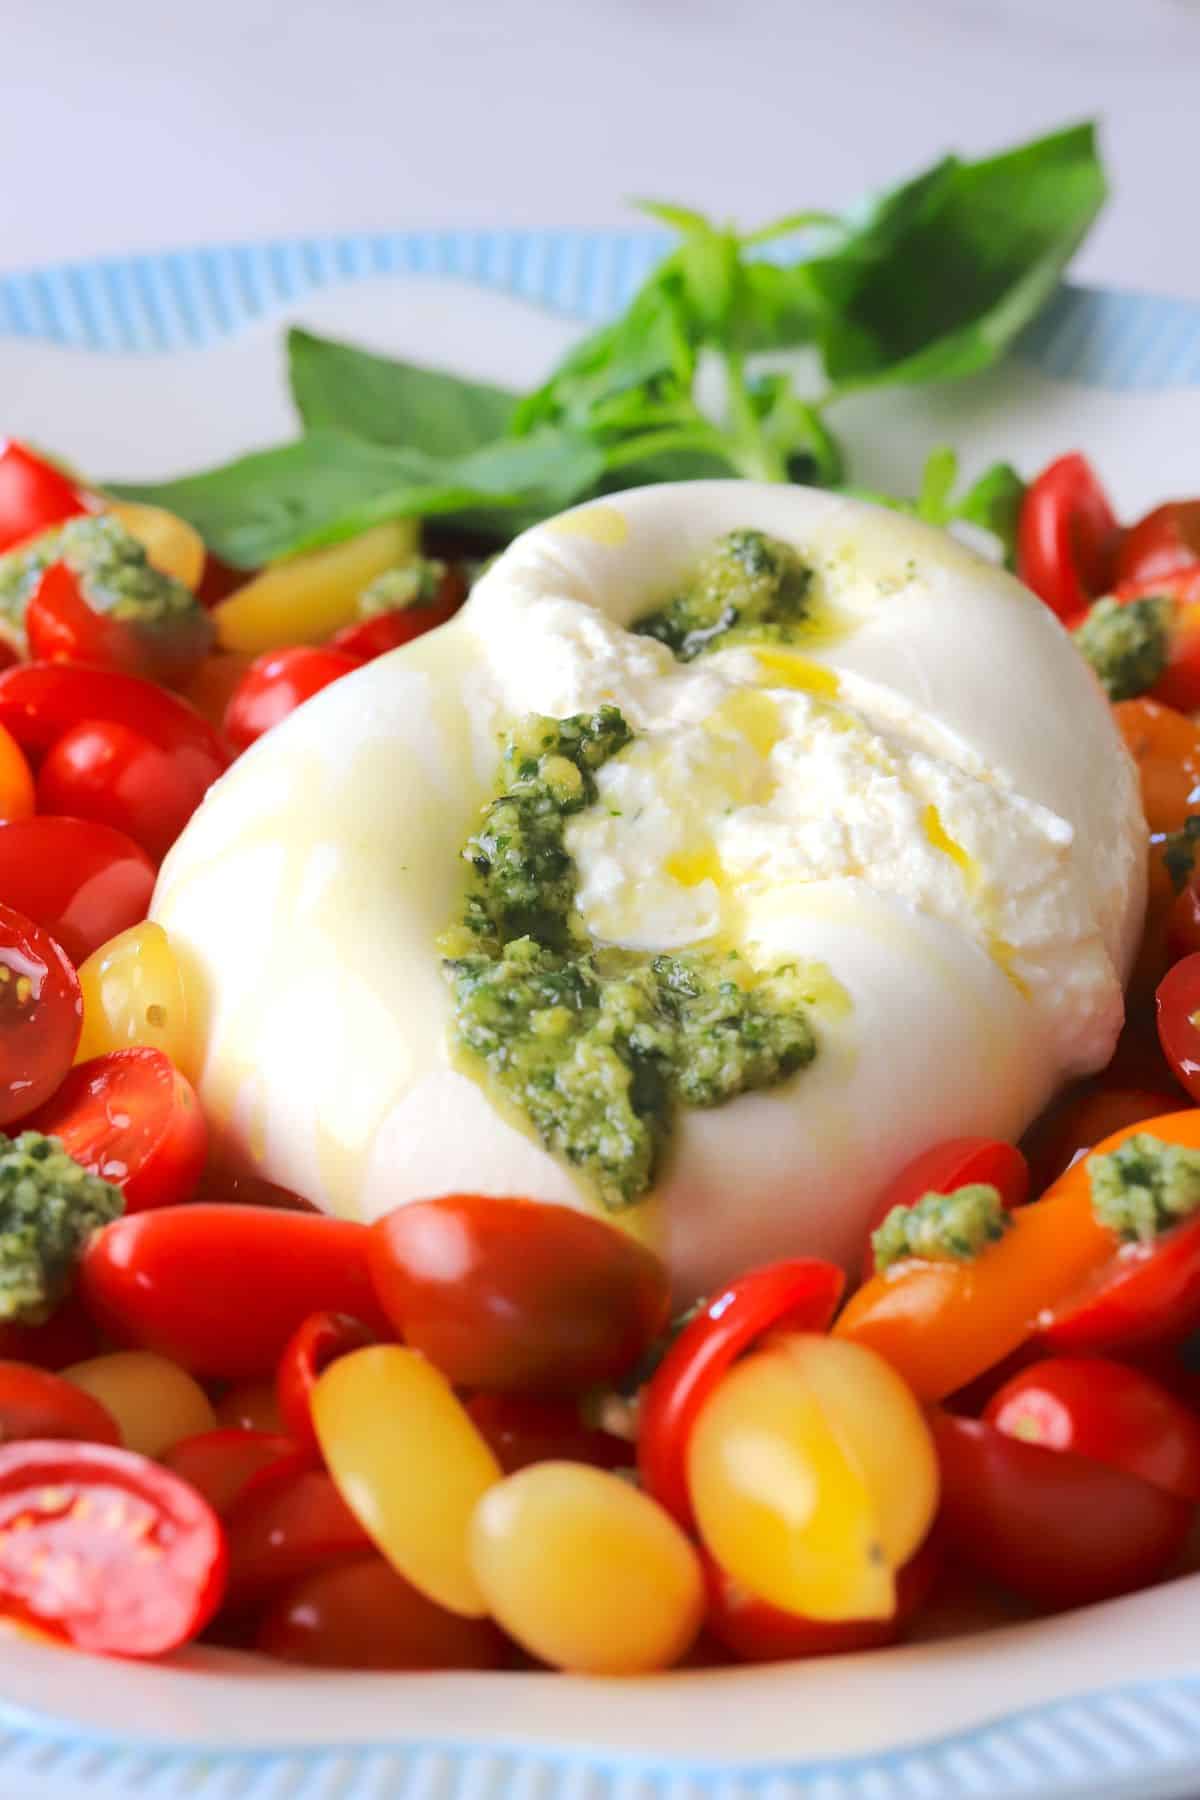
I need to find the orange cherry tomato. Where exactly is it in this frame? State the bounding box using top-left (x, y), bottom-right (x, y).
top-left (860, 1137), bottom-right (1029, 1282)
top-left (0, 725), bottom-right (33, 824)
top-left (1114, 697), bottom-right (1200, 838)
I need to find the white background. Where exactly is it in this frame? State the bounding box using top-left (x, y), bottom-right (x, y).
top-left (2, 0), bottom-right (1200, 294)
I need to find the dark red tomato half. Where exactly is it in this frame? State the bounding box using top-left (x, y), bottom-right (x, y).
top-left (0, 1439), bottom-right (227, 1654)
top-left (1017, 453), bottom-right (1120, 621)
top-left (1116, 502), bottom-right (1200, 588)
top-left (256, 1554), bottom-right (507, 1670)
top-left (275, 1311), bottom-right (377, 1453)
top-left (1157, 953), bottom-right (1200, 1103)
top-left (0, 443), bottom-right (86, 553)
top-left (0, 901), bottom-right (81, 1125)
top-left (368, 1195), bottom-right (670, 1394)
top-left (637, 1258), bottom-right (845, 1528)
top-left (0, 1362), bottom-right (119, 1447)
top-left (25, 1049), bottom-right (207, 1212)
top-left (161, 1429), bottom-right (303, 1518)
top-left (0, 816), bottom-right (156, 966)
top-left (860, 1136), bottom-right (1029, 1281)
top-left (26, 563), bottom-right (214, 688)
top-left (465, 1392), bottom-right (634, 1476)
top-left (223, 646), bottom-right (363, 754)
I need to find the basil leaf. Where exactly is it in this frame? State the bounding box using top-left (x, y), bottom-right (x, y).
top-left (950, 460), bottom-right (1026, 567)
top-left (288, 329), bottom-right (517, 456)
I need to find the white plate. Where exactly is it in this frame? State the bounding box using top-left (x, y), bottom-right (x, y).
top-left (3, 230), bottom-right (1200, 1800)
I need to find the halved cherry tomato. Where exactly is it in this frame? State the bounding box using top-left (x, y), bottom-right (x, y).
top-left (0, 1362), bottom-right (119, 1447)
top-left (26, 563), bottom-right (214, 688)
top-left (0, 1439), bottom-right (227, 1654)
top-left (0, 725), bottom-right (33, 825)
top-left (637, 1259), bottom-right (845, 1527)
top-left (1022, 1083), bottom-right (1183, 1194)
top-left (1114, 698), bottom-right (1200, 838)
top-left (0, 443), bottom-right (86, 552)
top-left (860, 1137), bottom-right (1029, 1282)
top-left (79, 1205), bottom-right (390, 1378)
top-left (24, 1049), bottom-right (207, 1212)
top-left (985, 1356), bottom-right (1200, 1501)
top-left (465, 1393), bottom-right (634, 1476)
top-left (329, 566), bottom-right (468, 662)
top-left (1116, 502), bottom-right (1200, 587)
top-left (37, 719), bottom-right (210, 864)
top-left (368, 1196), bottom-right (670, 1394)
top-left (161, 1429), bottom-right (301, 1518)
top-left (225, 1461), bottom-right (370, 1603)
top-left (0, 901), bottom-right (81, 1124)
top-left (275, 1311), bottom-right (377, 1453)
top-left (1017, 453), bottom-right (1120, 621)
top-left (256, 1554), bottom-right (508, 1670)
top-left (1156, 953), bottom-right (1200, 1102)
top-left (931, 1411), bottom-right (1192, 1610)
top-left (223, 646), bottom-right (363, 754)
top-left (0, 817), bottom-right (155, 967)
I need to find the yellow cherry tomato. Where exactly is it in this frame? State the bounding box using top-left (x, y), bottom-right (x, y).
top-left (75, 921), bottom-right (194, 1070)
top-left (686, 1334), bottom-right (938, 1623)
top-left (471, 1462), bottom-right (704, 1674)
top-left (214, 519), bottom-right (419, 653)
top-left (106, 500), bottom-right (206, 591)
top-left (312, 1346), bottom-right (500, 1617)
top-left (0, 723), bottom-right (34, 824)
top-left (62, 1351), bottom-right (215, 1457)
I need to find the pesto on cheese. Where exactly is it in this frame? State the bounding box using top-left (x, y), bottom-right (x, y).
top-left (632, 528), bottom-right (813, 662)
top-left (440, 706), bottom-right (818, 1210)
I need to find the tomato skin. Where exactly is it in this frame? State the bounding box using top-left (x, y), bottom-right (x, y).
top-left (26, 563), bottom-right (214, 688)
top-left (931, 1411), bottom-right (1192, 1610)
top-left (465, 1393), bottom-right (634, 1476)
top-left (225, 1462), bottom-right (370, 1603)
top-left (1022, 1084), bottom-right (1182, 1195)
top-left (0, 660), bottom-right (227, 768)
top-left (637, 1259), bottom-right (845, 1528)
top-left (79, 1205), bottom-right (390, 1378)
top-left (0, 1362), bottom-right (119, 1447)
top-left (1115, 698), bottom-right (1200, 840)
top-left (1017, 453), bottom-right (1120, 621)
top-left (0, 1299), bottom-right (100, 1372)
top-left (24, 1049), bottom-right (207, 1213)
top-left (0, 444), bottom-right (86, 552)
top-left (1168, 882), bottom-right (1200, 966)
top-left (256, 1554), bottom-right (508, 1670)
top-left (161, 1429), bottom-right (302, 1518)
top-left (0, 901), bottom-right (82, 1124)
top-left (223, 646), bottom-right (362, 754)
top-left (861, 1137), bottom-right (1029, 1282)
top-left (1040, 1211), bottom-right (1200, 1357)
top-left (0, 817), bottom-right (155, 967)
top-left (1116, 503), bottom-right (1200, 588)
top-left (0, 1438), bottom-right (227, 1654)
top-left (368, 1196), bottom-right (670, 1394)
top-left (0, 725), bottom-right (34, 825)
top-left (329, 569), bottom-right (468, 662)
top-left (1157, 954), bottom-right (1200, 1103)
top-left (37, 719), bottom-right (208, 864)
top-left (275, 1311), bottom-right (377, 1453)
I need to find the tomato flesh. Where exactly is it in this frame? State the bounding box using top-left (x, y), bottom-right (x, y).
top-left (25, 1048), bottom-right (207, 1212)
top-left (0, 901), bottom-right (82, 1124)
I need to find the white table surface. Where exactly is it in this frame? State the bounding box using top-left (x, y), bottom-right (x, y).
top-left (2, 0), bottom-right (1200, 296)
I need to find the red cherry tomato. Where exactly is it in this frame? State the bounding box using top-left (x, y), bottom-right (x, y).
top-left (465, 1393), bottom-right (634, 1476)
top-left (223, 646), bottom-right (363, 754)
top-left (0, 816), bottom-right (156, 965)
top-left (0, 901), bottom-right (81, 1124)
top-left (37, 719), bottom-right (213, 864)
top-left (368, 1196), bottom-right (670, 1393)
top-left (1022, 1084), bottom-right (1183, 1194)
top-left (24, 1049), bottom-right (207, 1213)
top-left (195, 553), bottom-right (246, 609)
top-left (256, 1554), bottom-right (507, 1670)
top-left (0, 443), bottom-right (86, 552)
top-left (1017, 453), bottom-right (1120, 621)
top-left (637, 1258), bottom-right (845, 1527)
top-left (225, 1461), bottom-right (370, 1603)
top-left (26, 563), bottom-right (214, 688)
top-left (985, 1356), bottom-right (1200, 1502)
top-left (275, 1311), bottom-right (378, 1453)
top-left (860, 1137), bottom-right (1029, 1282)
top-left (0, 1439), bottom-right (227, 1654)
top-left (0, 661), bottom-right (227, 771)
top-left (329, 568), bottom-right (468, 662)
top-left (161, 1429), bottom-right (302, 1518)
top-left (1039, 1208), bottom-right (1200, 1357)
top-left (1111, 566), bottom-right (1200, 713)
top-left (0, 1362), bottom-right (119, 1447)
top-left (931, 1411), bottom-right (1192, 1610)
top-left (79, 1205), bottom-right (390, 1378)
top-left (1157, 953), bottom-right (1200, 1103)
top-left (1116, 502), bottom-right (1200, 588)
top-left (0, 1298), bottom-right (100, 1372)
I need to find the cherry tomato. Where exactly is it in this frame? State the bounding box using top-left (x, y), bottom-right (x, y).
top-left (0, 1299), bottom-right (99, 1372)
top-left (161, 1429), bottom-right (302, 1517)
top-left (26, 562), bottom-right (214, 687)
top-left (0, 817), bottom-right (155, 968)
top-left (0, 901), bottom-right (81, 1124)
top-left (637, 1259), bottom-right (845, 1527)
top-left (275, 1311), bottom-right (377, 1453)
top-left (465, 1393), bottom-right (634, 1476)
top-left (1039, 1203), bottom-right (1200, 1357)
top-left (0, 443), bottom-right (86, 552)
top-left (225, 1461), bottom-right (370, 1603)
top-left (0, 660), bottom-right (226, 770)
top-left (0, 724), bottom-right (34, 824)
top-left (1022, 1083), bottom-right (1183, 1193)
top-left (1114, 698), bottom-right (1200, 839)
top-left (1168, 880), bottom-right (1200, 966)
top-left (0, 1362), bottom-right (119, 1447)
top-left (257, 1553), bottom-right (507, 1670)
top-left (1017, 453), bottom-right (1120, 621)
top-left (1116, 502), bottom-right (1200, 588)
top-left (368, 1196), bottom-right (670, 1394)
top-left (329, 566), bottom-right (468, 662)
top-left (223, 646), bottom-right (362, 754)
top-left (213, 1380), bottom-right (286, 1435)
top-left (1157, 954), bottom-right (1200, 1102)
top-left (931, 1411), bottom-right (1192, 1610)
top-left (37, 719), bottom-right (207, 864)
top-left (860, 1137), bottom-right (1029, 1281)
top-left (195, 553), bottom-right (247, 609)
top-left (986, 1356), bottom-right (1200, 1503)
top-left (24, 1049), bottom-right (207, 1212)
top-left (79, 1204), bottom-right (390, 1378)
top-left (0, 1439), bottom-right (227, 1654)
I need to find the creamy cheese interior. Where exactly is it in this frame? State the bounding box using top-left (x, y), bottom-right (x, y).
top-left (153, 482), bottom-right (1146, 1299)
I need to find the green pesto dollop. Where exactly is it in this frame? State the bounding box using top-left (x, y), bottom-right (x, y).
top-left (0, 513), bottom-right (198, 643)
top-left (358, 555), bottom-right (447, 618)
top-left (632, 528), bottom-right (813, 662)
top-left (0, 1132), bottom-right (124, 1325)
top-left (441, 707), bottom-right (817, 1210)
top-left (872, 1182), bottom-right (1011, 1272)
top-left (1089, 1132), bottom-right (1200, 1244)
top-left (1073, 595), bottom-right (1172, 702)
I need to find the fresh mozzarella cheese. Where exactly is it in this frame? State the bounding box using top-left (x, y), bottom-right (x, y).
top-left (153, 482), bottom-right (1145, 1299)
